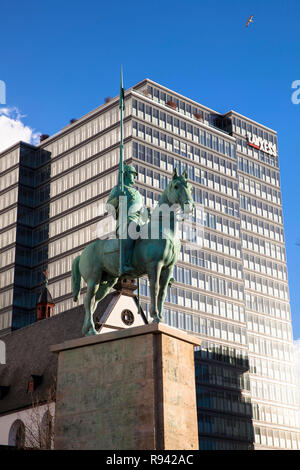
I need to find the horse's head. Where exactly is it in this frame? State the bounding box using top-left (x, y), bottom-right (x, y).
top-left (167, 168), bottom-right (195, 214)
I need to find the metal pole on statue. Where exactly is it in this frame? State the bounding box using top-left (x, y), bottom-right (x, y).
top-left (118, 67), bottom-right (140, 317)
top-left (118, 66), bottom-right (125, 276)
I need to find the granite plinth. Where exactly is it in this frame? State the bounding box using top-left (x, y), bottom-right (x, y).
top-left (51, 323), bottom-right (200, 450)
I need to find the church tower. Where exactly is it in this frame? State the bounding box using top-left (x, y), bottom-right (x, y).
top-left (36, 270), bottom-right (55, 321)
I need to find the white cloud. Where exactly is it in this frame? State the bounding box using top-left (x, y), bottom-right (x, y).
top-left (0, 107), bottom-right (40, 153)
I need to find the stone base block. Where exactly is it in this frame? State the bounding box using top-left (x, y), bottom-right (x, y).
top-left (51, 323), bottom-right (201, 450)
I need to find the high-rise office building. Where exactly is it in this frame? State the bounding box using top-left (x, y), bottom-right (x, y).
top-left (0, 79), bottom-right (299, 449)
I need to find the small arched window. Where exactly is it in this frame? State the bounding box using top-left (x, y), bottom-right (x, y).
top-left (8, 419), bottom-right (25, 449)
top-left (41, 410), bottom-right (53, 449)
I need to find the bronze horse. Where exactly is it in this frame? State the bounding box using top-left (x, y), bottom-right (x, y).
top-left (71, 169), bottom-right (195, 335)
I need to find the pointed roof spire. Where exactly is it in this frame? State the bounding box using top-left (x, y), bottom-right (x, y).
top-left (36, 268), bottom-right (54, 315)
top-left (37, 286), bottom-right (53, 305)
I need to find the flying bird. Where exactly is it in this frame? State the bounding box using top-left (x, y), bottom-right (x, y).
top-left (246, 15), bottom-right (254, 27)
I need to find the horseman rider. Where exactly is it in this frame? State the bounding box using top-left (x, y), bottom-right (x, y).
top-left (106, 164), bottom-right (144, 274)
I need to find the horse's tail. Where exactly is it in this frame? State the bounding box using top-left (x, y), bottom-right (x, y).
top-left (71, 255), bottom-right (81, 301)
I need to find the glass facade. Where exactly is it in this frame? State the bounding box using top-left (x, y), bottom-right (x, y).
top-left (0, 78), bottom-right (299, 449)
top-left (0, 146), bottom-right (18, 332)
top-left (0, 143), bottom-right (52, 331)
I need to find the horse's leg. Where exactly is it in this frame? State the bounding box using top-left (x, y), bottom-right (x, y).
top-left (147, 261), bottom-right (162, 323)
top-left (82, 279), bottom-right (98, 336)
top-left (92, 275), bottom-right (118, 313)
top-left (157, 266), bottom-right (173, 321)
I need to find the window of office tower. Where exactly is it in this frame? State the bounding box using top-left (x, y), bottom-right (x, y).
top-left (132, 102), bottom-right (236, 159)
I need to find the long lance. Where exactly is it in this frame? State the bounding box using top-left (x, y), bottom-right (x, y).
top-left (118, 67), bottom-right (125, 276)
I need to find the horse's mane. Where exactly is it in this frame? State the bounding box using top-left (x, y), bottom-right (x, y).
top-left (158, 173), bottom-right (188, 206)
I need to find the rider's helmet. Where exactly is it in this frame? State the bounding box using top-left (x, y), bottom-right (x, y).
top-left (124, 164), bottom-right (138, 176)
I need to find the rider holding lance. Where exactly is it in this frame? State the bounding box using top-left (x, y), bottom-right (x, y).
top-left (106, 164), bottom-right (143, 274)
top-left (106, 68), bottom-right (144, 275)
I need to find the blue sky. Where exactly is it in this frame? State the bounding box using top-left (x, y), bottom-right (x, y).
top-left (1, 0), bottom-right (300, 338)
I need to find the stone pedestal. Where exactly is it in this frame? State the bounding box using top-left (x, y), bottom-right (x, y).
top-left (51, 323), bottom-right (201, 450)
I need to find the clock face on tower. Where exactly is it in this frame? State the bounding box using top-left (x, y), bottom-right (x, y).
top-left (121, 309), bottom-right (135, 326)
